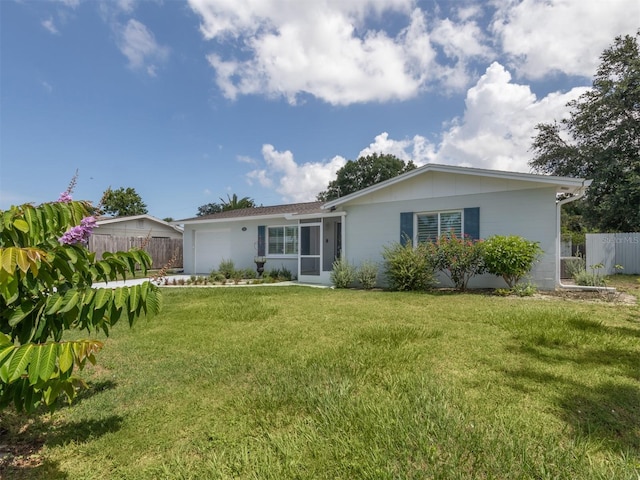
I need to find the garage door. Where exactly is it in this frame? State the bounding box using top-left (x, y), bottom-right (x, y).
top-left (195, 229), bottom-right (231, 274)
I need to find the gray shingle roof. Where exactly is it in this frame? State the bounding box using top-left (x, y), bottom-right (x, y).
top-left (177, 201), bottom-right (324, 223)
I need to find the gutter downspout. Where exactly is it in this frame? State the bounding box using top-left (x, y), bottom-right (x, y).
top-left (556, 180), bottom-right (613, 291)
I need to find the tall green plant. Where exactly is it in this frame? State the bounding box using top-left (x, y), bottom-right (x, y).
top-left (0, 193), bottom-right (162, 413)
top-left (382, 240), bottom-right (437, 291)
top-left (482, 235), bottom-right (542, 288)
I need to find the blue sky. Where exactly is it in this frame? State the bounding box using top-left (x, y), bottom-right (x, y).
top-left (1, 0), bottom-right (638, 220)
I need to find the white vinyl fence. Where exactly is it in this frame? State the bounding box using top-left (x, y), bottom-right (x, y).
top-left (586, 233), bottom-right (640, 274)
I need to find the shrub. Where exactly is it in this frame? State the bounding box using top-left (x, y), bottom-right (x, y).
top-left (357, 260), bottom-right (379, 290)
top-left (382, 241), bottom-right (437, 291)
top-left (209, 271), bottom-right (226, 282)
top-left (241, 268), bottom-right (257, 279)
top-left (482, 235), bottom-right (542, 288)
top-left (269, 266), bottom-right (293, 281)
top-left (434, 234), bottom-right (485, 290)
top-left (330, 258), bottom-right (356, 288)
top-left (218, 259), bottom-right (236, 279)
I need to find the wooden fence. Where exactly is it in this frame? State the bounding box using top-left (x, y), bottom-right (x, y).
top-left (89, 235), bottom-right (183, 269)
top-left (586, 232), bottom-right (640, 275)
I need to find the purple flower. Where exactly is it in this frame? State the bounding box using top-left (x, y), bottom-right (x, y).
top-left (57, 191), bottom-right (73, 203)
top-left (58, 216), bottom-right (97, 245)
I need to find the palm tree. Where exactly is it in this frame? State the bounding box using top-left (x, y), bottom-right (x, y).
top-left (219, 193), bottom-right (256, 211)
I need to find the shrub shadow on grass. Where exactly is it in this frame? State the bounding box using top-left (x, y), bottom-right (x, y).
top-left (0, 411), bottom-right (121, 479)
top-left (69, 379), bottom-right (117, 407)
top-left (45, 415), bottom-right (123, 447)
top-left (558, 382), bottom-right (640, 453)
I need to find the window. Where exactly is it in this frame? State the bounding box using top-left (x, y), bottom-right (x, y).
top-left (267, 226), bottom-right (298, 255)
top-left (416, 211), bottom-right (462, 243)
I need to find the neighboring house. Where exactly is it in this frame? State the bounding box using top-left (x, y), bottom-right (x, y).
top-left (177, 164), bottom-right (590, 289)
top-left (91, 215), bottom-right (184, 269)
top-left (95, 215), bottom-right (183, 239)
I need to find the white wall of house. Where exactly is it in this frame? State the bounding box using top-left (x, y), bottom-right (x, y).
top-left (183, 218), bottom-right (299, 277)
top-left (341, 184), bottom-right (559, 290)
top-left (97, 217), bottom-right (182, 239)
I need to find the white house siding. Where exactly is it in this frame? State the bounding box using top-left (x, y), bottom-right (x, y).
top-left (96, 218), bottom-right (182, 239)
top-left (183, 218), bottom-right (299, 277)
top-left (341, 186), bottom-right (559, 290)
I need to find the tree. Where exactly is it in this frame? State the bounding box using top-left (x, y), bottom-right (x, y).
top-left (530, 31), bottom-right (640, 232)
top-left (317, 153), bottom-right (417, 201)
top-left (196, 203), bottom-right (223, 216)
top-left (101, 187), bottom-right (148, 217)
top-left (219, 194), bottom-right (255, 211)
top-left (0, 191), bottom-right (162, 412)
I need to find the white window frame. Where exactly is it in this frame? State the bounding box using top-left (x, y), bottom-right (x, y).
top-left (415, 210), bottom-right (463, 244)
top-left (267, 225), bottom-right (298, 256)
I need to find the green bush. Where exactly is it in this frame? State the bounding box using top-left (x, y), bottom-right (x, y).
top-left (209, 271), bottom-right (226, 282)
top-left (382, 241), bottom-right (437, 291)
top-left (482, 235), bottom-right (542, 288)
top-left (434, 233), bottom-right (485, 290)
top-left (357, 260), bottom-right (379, 290)
top-left (330, 258), bottom-right (356, 288)
top-left (268, 266), bottom-right (293, 281)
top-left (218, 259), bottom-right (236, 279)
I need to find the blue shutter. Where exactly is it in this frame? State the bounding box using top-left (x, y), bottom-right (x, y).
top-left (400, 212), bottom-right (413, 246)
top-left (463, 207), bottom-right (480, 240)
top-left (257, 226), bottom-right (266, 256)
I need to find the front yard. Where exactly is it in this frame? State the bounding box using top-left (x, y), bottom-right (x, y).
top-left (2, 284), bottom-right (639, 479)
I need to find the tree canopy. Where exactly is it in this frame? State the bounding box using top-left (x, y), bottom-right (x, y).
top-left (318, 153), bottom-right (417, 201)
top-left (197, 194), bottom-right (255, 216)
top-left (101, 187), bottom-right (148, 217)
top-left (196, 203), bottom-right (223, 216)
top-left (530, 31), bottom-right (640, 232)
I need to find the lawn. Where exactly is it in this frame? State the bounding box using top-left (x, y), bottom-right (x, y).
top-left (1, 283), bottom-right (639, 479)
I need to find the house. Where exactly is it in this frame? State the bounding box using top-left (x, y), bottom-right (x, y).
top-left (91, 215), bottom-right (184, 269)
top-left (177, 164), bottom-right (590, 289)
top-left (95, 214), bottom-right (183, 239)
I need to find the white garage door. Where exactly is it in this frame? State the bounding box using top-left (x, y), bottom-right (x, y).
top-left (195, 229), bottom-right (231, 274)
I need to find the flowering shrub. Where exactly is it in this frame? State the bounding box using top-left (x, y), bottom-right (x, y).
top-left (59, 216), bottom-right (97, 245)
top-left (0, 191), bottom-right (161, 413)
top-left (434, 234), bottom-right (485, 291)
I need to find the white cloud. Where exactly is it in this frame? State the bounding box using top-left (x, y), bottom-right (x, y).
top-left (237, 155), bottom-right (256, 165)
top-left (358, 132), bottom-right (436, 165)
top-left (190, 0), bottom-right (493, 105)
top-left (493, 0), bottom-right (640, 79)
top-left (360, 63), bottom-right (589, 173)
top-left (42, 17), bottom-right (59, 34)
top-left (246, 145), bottom-right (347, 202)
top-left (116, 19), bottom-right (169, 75)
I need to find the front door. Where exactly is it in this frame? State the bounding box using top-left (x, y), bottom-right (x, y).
top-left (299, 223), bottom-right (321, 276)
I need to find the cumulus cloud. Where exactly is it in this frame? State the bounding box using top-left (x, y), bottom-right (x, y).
top-left (360, 63), bottom-right (589, 173)
top-left (116, 19), bottom-right (169, 76)
top-left (246, 145), bottom-right (347, 202)
top-left (358, 132), bottom-right (436, 165)
top-left (190, 0), bottom-right (492, 105)
top-left (493, 0), bottom-right (640, 79)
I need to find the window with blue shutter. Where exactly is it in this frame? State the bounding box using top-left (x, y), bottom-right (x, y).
top-left (257, 226), bottom-right (266, 256)
top-left (463, 207), bottom-right (480, 240)
top-left (400, 212), bottom-right (413, 246)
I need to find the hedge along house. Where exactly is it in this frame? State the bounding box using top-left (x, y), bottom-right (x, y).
top-left (177, 164), bottom-right (590, 289)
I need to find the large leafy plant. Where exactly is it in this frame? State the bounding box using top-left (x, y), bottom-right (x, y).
top-left (0, 193), bottom-right (161, 412)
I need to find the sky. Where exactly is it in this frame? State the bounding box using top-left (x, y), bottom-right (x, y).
top-left (1, 0), bottom-right (638, 221)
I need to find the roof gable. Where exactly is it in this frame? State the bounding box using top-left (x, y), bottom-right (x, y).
top-left (323, 163), bottom-right (590, 208)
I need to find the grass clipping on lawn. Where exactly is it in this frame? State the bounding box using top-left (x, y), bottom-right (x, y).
top-left (2, 286), bottom-right (639, 479)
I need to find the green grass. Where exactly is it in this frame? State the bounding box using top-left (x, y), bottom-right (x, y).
top-left (2, 287), bottom-right (639, 479)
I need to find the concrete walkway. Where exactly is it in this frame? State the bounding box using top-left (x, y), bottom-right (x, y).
top-left (92, 275), bottom-right (329, 289)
